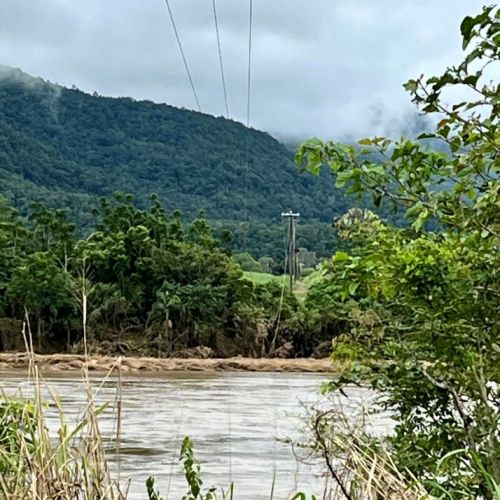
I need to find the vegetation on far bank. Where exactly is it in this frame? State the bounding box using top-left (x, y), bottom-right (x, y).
top-left (242, 271), bottom-right (284, 285)
top-left (0, 193), bottom-right (314, 358)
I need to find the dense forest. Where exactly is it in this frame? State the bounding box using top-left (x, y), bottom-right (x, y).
top-left (0, 65), bottom-right (335, 219)
top-left (0, 193), bottom-right (322, 358)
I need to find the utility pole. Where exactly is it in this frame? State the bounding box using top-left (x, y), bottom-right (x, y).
top-left (281, 211), bottom-right (300, 293)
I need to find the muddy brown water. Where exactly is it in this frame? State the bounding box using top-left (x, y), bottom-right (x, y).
top-left (0, 371), bottom-right (388, 499)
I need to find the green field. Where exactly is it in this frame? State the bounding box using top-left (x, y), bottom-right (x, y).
top-left (243, 270), bottom-right (324, 301)
top-left (243, 271), bottom-right (285, 285)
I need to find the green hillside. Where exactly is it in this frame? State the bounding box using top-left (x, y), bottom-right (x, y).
top-left (0, 65), bottom-right (358, 258)
top-left (0, 67), bottom-right (343, 212)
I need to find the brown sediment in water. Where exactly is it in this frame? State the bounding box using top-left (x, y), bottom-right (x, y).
top-left (0, 352), bottom-right (334, 373)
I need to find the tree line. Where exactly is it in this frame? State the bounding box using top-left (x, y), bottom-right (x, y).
top-left (0, 193), bottom-right (311, 356)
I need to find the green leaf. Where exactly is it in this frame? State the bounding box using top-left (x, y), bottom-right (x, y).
top-left (463, 73), bottom-right (480, 86)
top-left (403, 79), bottom-right (418, 92)
top-left (460, 16), bottom-right (476, 49)
top-left (333, 251), bottom-right (350, 262)
top-left (336, 170), bottom-right (353, 187)
top-left (412, 208), bottom-right (429, 232)
top-left (358, 138), bottom-right (373, 146)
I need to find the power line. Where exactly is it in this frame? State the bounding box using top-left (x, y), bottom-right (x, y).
top-left (212, 0), bottom-right (229, 119)
top-left (246, 0), bottom-right (253, 128)
top-left (163, 0), bottom-right (202, 112)
top-left (242, 0), bottom-right (253, 249)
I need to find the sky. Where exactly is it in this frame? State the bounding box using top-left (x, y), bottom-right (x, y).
top-left (0, 0), bottom-right (487, 141)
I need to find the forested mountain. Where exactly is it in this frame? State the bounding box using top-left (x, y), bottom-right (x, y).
top-left (0, 68), bottom-right (342, 209)
top-left (1, 65), bottom-right (402, 260)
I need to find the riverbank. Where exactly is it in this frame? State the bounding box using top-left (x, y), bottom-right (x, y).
top-left (0, 352), bottom-right (334, 373)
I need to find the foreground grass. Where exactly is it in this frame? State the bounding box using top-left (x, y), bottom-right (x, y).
top-left (0, 367), bottom-right (125, 499)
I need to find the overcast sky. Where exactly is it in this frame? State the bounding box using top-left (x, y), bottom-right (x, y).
top-left (0, 0), bottom-right (487, 140)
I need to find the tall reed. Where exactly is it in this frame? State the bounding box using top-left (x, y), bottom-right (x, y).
top-left (0, 312), bottom-right (127, 499)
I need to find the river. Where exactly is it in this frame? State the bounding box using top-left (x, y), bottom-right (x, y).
top-left (0, 371), bottom-right (385, 499)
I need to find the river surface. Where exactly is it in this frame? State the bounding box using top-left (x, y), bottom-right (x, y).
top-left (0, 371), bottom-right (387, 499)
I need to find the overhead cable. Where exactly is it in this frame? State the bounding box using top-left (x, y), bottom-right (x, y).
top-left (212, 0), bottom-right (230, 119)
top-left (242, 0), bottom-right (254, 247)
top-left (246, 0), bottom-right (253, 128)
top-left (163, 0), bottom-right (202, 112)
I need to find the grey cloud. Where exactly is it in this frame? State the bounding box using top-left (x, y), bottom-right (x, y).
top-left (0, 0), bottom-right (487, 140)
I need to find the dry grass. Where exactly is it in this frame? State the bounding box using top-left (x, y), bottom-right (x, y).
top-left (0, 319), bottom-right (127, 500)
top-left (298, 402), bottom-right (432, 500)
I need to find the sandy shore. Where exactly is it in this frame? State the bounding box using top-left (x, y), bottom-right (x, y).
top-left (0, 352), bottom-right (334, 373)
